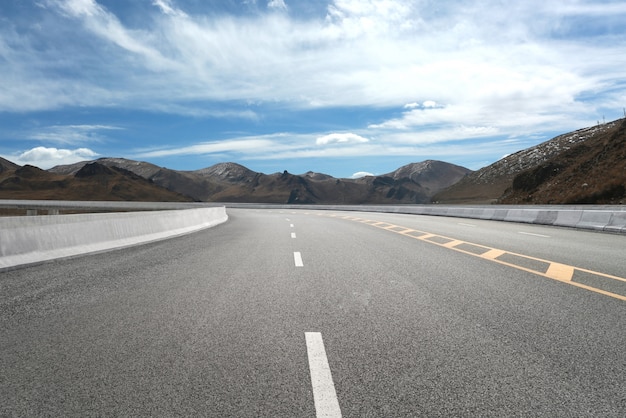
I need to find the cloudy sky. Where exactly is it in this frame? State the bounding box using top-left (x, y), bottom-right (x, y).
top-left (1, 0), bottom-right (625, 178)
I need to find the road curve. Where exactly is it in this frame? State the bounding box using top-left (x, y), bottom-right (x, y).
top-left (1, 208), bottom-right (624, 416)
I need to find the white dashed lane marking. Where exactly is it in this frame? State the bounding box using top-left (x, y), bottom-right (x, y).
top-left (305, 332), bottom-right (342, 418)
top-left (518, 231), bottom-right (550, 238)
top-left (294, 252), bottom-right (304, 267)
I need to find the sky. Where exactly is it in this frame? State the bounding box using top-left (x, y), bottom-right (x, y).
top-left (1, 0), bottom-right (625, 179)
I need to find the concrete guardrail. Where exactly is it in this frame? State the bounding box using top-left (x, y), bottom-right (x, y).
top-left (222, 203), bottom-right (626, 234)
top-left (0, 206), bottom-right (228, 270)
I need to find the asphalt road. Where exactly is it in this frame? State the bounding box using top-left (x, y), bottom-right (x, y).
top-left (1, 208), bottom-right (625, 417)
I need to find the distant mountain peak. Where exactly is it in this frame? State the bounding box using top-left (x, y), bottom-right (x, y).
top-left (0, 156), bottom-right (20, 173)
top-left (387, 160), bottom-right (462, 181)
top-left (15, 165), bottom-right (47, 178)
top-left (194, 162), bottom-right (257, 182)
top-left (75, 162), bottom-right (115, 177)
top-left (383, 161), bottom-right (472, 191)
top-left (303, 171), bottom-right (333, 181)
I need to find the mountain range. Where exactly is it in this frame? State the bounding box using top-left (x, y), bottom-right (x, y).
top-left (1, 118), bottom-right (625, 205)
top-left (44, 159), bottom-right (470, 204)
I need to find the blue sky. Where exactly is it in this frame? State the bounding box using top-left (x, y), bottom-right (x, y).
top-left (1, 0), bottom-right (625, 178)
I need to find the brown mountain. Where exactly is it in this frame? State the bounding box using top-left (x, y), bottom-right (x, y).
top-left (0, 156), bottom-right (19, 173)
top-left (177, 160), bottom-right (469, 204)
top-left (434, 119), bottom-right (625, 204)
top-left (381, 160), bottom-right (471, 195)
top-left (499, 118), bottom-right (626, 204)
top-left (48, 159), bottom-right (470, 204)
top-left (50, 157), bottom-right (221, 201)
top-left (0, 162), bottom-right (194, 202)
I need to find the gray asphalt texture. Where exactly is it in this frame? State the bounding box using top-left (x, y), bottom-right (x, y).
top-left (1, 208), bottom-right (625, 417)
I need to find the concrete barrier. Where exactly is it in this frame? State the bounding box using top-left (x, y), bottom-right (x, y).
top-left (576, 211), bottom-right (614, 231)
top-left (604, 212), bottom-right (626, 234)
top-left (504, 209), bottom-right (540, 224)
top-left (223, 203), bottom-right (626, 233)
top-left (534, 210), bottom-right (559, 226)
top-left (0, 207), bottom-right (228, 270)
top-left (552, 209), bottom-right (584, 228)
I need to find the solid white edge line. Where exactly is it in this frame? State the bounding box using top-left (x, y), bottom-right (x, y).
top-left (294, 252), bottom-right (304, 267)
top-left (305, 332), bottom-right (342, 418)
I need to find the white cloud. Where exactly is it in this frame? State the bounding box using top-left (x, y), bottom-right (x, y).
top-left (8, 147), bottom-right (99, 169)
top-left (29, 125), bottom-right (122, 145)
top-left (351, 171), bottom-right (374, 179)
top-left (0, 0), bottom-right (618, 122)
top-left (267, 0), bottom-right (287, 11)
top-left (1, 0), bottom-right (625, 169)
top-left (554, 2), bottom-right (626, 16)
top-left (152, 0), bottom-right (188, 17)
top-left (53, 0), bottom-right (174, 70)
top-left (127, 127), bottom-right (553, 169)
top-left (316, 132), bottom-right (369, 145)
top-left (136, 138), bottom-right (278, 158)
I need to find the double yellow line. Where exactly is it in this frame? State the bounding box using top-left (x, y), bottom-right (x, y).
top-left (323, 213), bottom-right (626, 302)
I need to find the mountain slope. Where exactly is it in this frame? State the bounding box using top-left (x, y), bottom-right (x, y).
top-left (0, 157), bottom-right (19, 173)
top-left (0, 162), bottom-right (194, 201)
top-left (499, 118), bottom-right (626, 204)
top-left (51, 157), bottom-right (222, 201)
top-left (49, 157), bottom-right (163, 178)
top-left (434, 119), bottom-right (624, 204)
top-left (383, 160), bottom-right (471, 194)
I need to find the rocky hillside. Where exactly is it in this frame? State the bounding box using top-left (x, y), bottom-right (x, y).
top-left (499, 118), bottom-right (626, 204)
top-left (0, 157), bottom-right (19, 173)
top-left (434, 119), bottom-right (625, 204)
top-left (0, 162), bottom-right (194, 202)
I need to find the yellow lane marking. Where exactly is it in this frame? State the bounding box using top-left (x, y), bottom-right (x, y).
top-left (417, 234), bottom-right (436, 240)
top-left (545, 263), bottom-right (575, 282)
top-left (322, 213), bottom-right (625, 302)
top-left (442, 240), bottom-right (464, 249)
top-left (481, 249), bottom-right (506, 260)
top-left (372, 222), bottom-right (393, 227)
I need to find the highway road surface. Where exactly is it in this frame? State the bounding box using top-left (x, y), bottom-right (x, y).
top-left (1, 208), bottom-right (625, 417)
